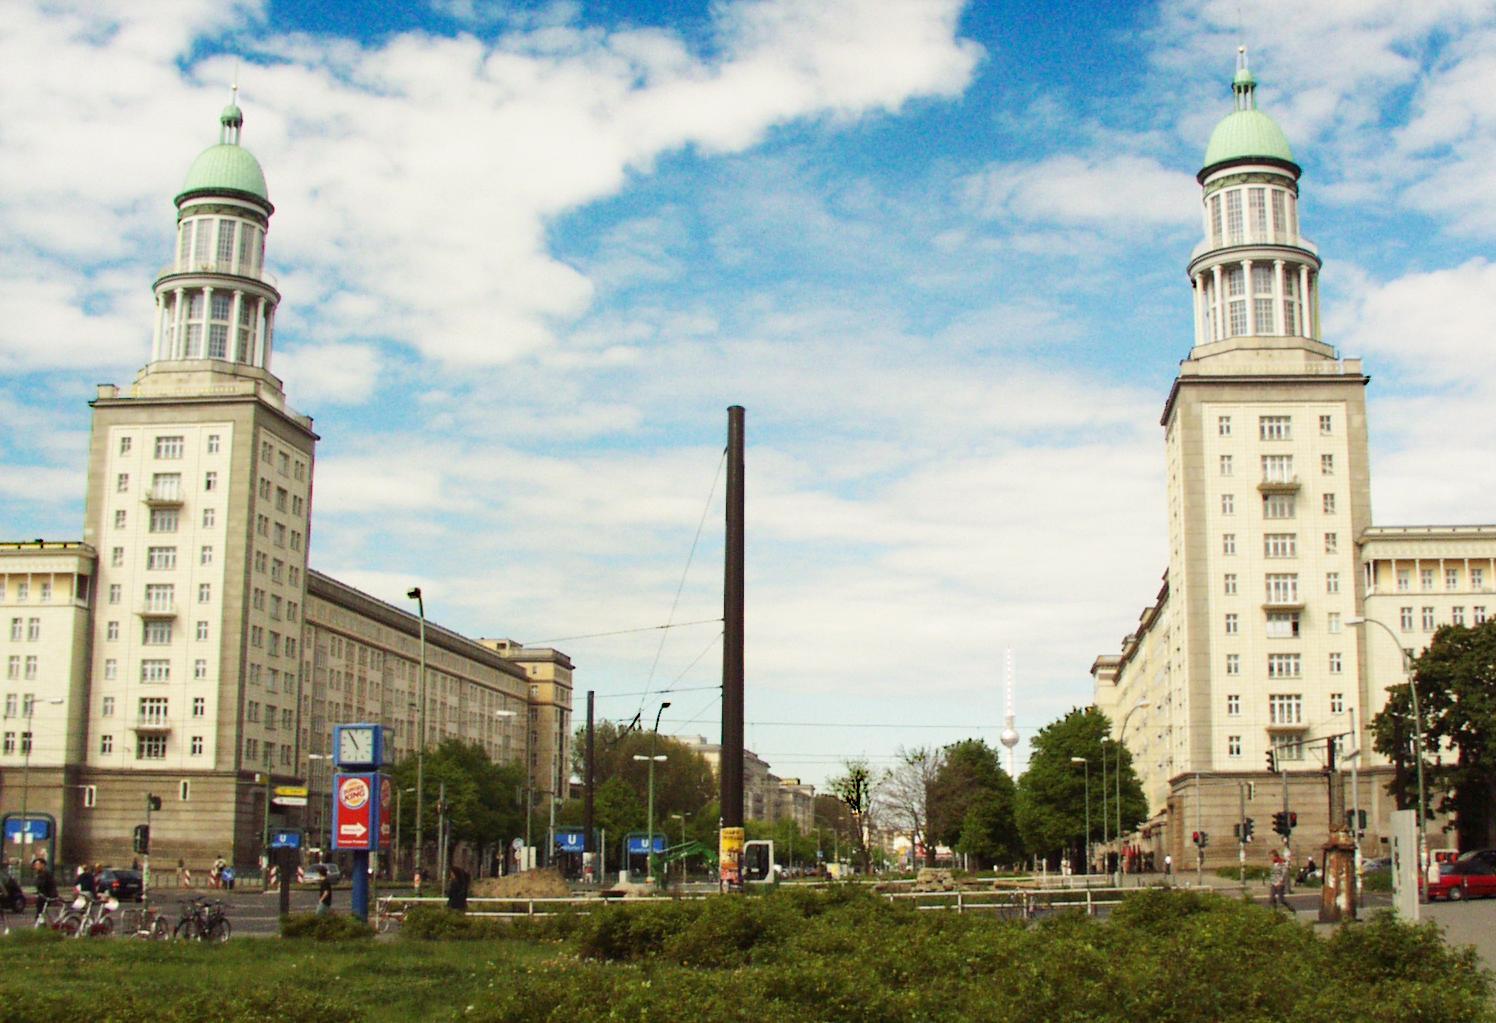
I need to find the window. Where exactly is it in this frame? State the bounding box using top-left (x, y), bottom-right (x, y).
top-left (1400, 606), bottom-right (1414, 631)
top-left (1225, 613), bottom-right (1239, 634)
top-left (1322, 493), bottom-right (1336, 514)
top-left (1327, 612), bottom-right (1342, 634)
top-left (294, 460), bottom-right (305, 481)
top-left (273, 523), bottom-right (286, 547)
top-left (1227, 694), bottom-right (1241, 716)
top-left (247, 701), bottom-right (260, 722)
top-left (1265, 574), bottom-right (1299, 603)
top-left (114, 509), bottom-right (127, 529)
top-left (191, 736), bottom-right (204, 756)
top-left (1264, 493), bottom-right (1296, 519)
top-left (141, 660), bottom-right (171, 683)
top-left (116, 472), bottom-right (129, 492)
top-left (1474, 568), bottom-right (1486, 590)
top-left (1319, 414), bottom-right (1332, 434)
top-left (1268, 655), bottom-right (1304, 679)
top-left (1227, 735), bottom-right (1242, 758)
top-left (268, 631), bottom-right (281, 656)
top-left (108, 584), bottom-right (121, 605)
top-left (196, 621), bottom-right (209, 641)
top-left (1226, 190), bottom-right (1243, 241)
top-left (261, 441), bottom-right (273, 464)
top-left (2, 694), bottom-right (13, 716)
top-left (206, 434), bottom-right (220, 454)
top-left (292, 495), bottom-right (303, 516)
top-left (1226, 654), bottom-right (1240, 675)
top-left (1262, 454), bottom-right (1294, 483)
top-left (194, 658), bottom-right (207, 680)
top-left (265, 704), bottom-right (277, 730)
top-left (24, 656), bottom-right (37, 680)
top-left (144, 583), bottom-right (173, 611)
top-left (290, 530), bottom-right (302, 552)
top-left (1422, 607), bottom-right (1436, 631)
top-left (154, 435), bottom-right (184, 459)
top-left (1264, 533), bottom-right (1297, 558)
top-left (252, 589), bottom-right (265, 611)
top-left (149, 508), bottom-right (179, 533)
top-left (1220, 454), bottom-right (1234, 476)
top-left (1218, 415), bottom-right (1232, 436)
top-left (289, 567), bottom-right (299, 586)
top-left (7, 618), bottom-right (17, 641)
top-left (1224, 574), bottom-right (1238, 595)
top-left (250, 626), bottom-right (263, 648)
top-left (254, 551), bottom-right (267, 574)
top-left (136, 735), bottom-right (167, 760)
top-left (100, 735), bottom-right (113, 755)
top-left (1259, 415), bottom-right (1292, 440)
top-left (1324, 532), bottom-right (1338, 554)
top-left (143, 620), bottom-right (172, 645)
top-left (271, 559), bottom-right (284, 582)
top-left (1397, 569), bottom-right (1411, 592)
top-left (1329, 652), bottom-right (1343, 674)
top-left (256, 514), bottom-right (269, 537)
top-left (1222, 534), bottom-right (1236, 555)
top-left (146, 547), bottom-right (177, 570)
top-left (120, 436), bottom-right (132, 454)
top-left (110, 547), bottom-right (123, 567)
top-left (26, 617), bottom-right (40, 641)
top-left (1221, 493), bottom-right (1235, 515)
top-left (200, 545), bottom-right (213, 565)
top-left (1421, 568), bottom-right (1435, 591)
top-left (1265, 612), bottom-right (1301, 638)
top-left (1326, 572), bottom-right (1340, 594)
top-left (2, 732), bottom-right (13, 754)
top-left (3, 656), bottom-right (15, 680)
top-left (198, 583), bottom-right (211, 604)
top-left (258, 478), bottom-right (271, 499)
top-left (1269, 693), bottom-right (1303, 725)
top-left (246, 737), bottom-right (259, 760)
top-left (278, 451), bottom-right (290, 475)
top-left (275, 487), bottom-right (288, 512)
top-left (281, 708), bottom-right (293, 730)
top-left (192, 697), bottom-right (205, 718)
top-left (201, 509), bottom-right (215, 530)
top-left (270, 594), bottom-right (282, 620)
top-left (15, 582), bottom-right (27, 601)
top-left (1447, 568), bottom-right (1460, 590)
top-left (1321, 454), bottom-right (1334, 476)
top-left (1476, 607), bottom-right (1488, 625)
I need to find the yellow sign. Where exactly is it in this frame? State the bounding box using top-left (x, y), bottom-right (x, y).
top-left (274, 786), bottom-right (309, 798)
top-left (720, 827), bottom-right (745, 889)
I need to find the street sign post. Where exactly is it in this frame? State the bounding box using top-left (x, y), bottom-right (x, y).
top-left (332, 722), bottom-right (387, 922)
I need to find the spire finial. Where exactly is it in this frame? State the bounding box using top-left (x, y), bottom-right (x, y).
top-left (220, 68), bottom-right (244, 145)
top-left (1232, 45), bottom-right (1257, 111)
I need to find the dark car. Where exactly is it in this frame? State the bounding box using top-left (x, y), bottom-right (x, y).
top-left (97, 868), bottom-right (144, 902)
top-left (303, 863), bottom-right (342, 884)
top-left (1426, 849), bottom-right (1496, 901)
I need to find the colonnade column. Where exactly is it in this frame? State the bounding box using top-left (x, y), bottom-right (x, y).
top-left (1241, 259), bottom-right (1255, 336)
top-left (171, 287), bottom-right (186, 361)
top-left (1211, 264), bottom-right (1224, 341)
top-left (1272, 260), bottom-right (1286, 337)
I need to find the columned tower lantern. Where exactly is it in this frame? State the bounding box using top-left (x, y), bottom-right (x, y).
top-left (148, 90), bottom-right (281, 373)
top-left (1187, 48), bottom-right (1323, 356)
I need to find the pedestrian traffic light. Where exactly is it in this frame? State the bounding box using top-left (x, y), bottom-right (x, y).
top-left (133, 824), bottom-right (150, 855)
top-left (1191, 831), bottom-right (1209, 848)
top-left (1288, 812), bottom-right (1297, 829)
top-left (1242, 818), bottom-right (1254, 842)
top-left (1346, 809), bottom-right (1368, 832)
top-left (1192, 831), bottom-right (1201, 846)
top-left (146, 793), bottom-right (162, 811)
top-left (1272, 811), bottom-right (1288, 837)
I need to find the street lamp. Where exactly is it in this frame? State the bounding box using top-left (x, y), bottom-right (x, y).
top-left (632, 701), bottom-right (671, 883)
top-left (19, 697), bottom-right (65, 858)
top-left (1348, 615), bottom-right (1428, 902)
top-left (407, 586), bottom-right (427, 884)
top-left (393, 786), bottom-right (415, 880)
top-left (1070, 756), bottom-right (1090, 876)
top-left (670, 812), bottom-right (689, 885)
top-left (1116, 700), bottom-right (1152, 883)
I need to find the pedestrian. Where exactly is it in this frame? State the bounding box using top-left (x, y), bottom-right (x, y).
top-left (316, 873), bottom-right (333, 915)
top-left (445, 865), bottom-right (469, 912)
top-left (1269, 851), bottom-right (1290, 909)
top-left (75, 864), bottom-right (96, 897)
top-left (32, 855), bottom-right (58, 920)
top-left (211, 855), bottom-right (226, 889)
top-left (1163, 853), bottom-right (1172, 876)
top-left (222, 865), bottom-right (235, 890)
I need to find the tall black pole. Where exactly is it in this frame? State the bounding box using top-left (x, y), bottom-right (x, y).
top-left (584, 690), bottom-right (595, 859)
top-left (722, 406), bottom-right (745, 830)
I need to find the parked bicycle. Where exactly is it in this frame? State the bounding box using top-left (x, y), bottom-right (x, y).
top-left (118, 903), bottom-right (171, 940)
top-left (174, 896), bottom-right (231, 942)
top-left (31, 895), bottom-right (71, 931)
top-left (62, 893), bottom-right (119, 938)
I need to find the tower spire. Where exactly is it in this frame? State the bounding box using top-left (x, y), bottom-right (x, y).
top-left (1000, 648), bottom-right (1019, 777)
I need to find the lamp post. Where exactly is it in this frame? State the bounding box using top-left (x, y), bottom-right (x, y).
top-left (1070, 756), bottom-right (1090, 876)
top-left (407, 587), bottom-right (427, 884)
top-left (393, 786), bottom-right (415, 880)
top-left (1348, 615), bottom-right (1428, 903)
top-left (19, 697), bottom-right (65, 859)
top-left (1115, 700), bottom-right (1152, 884)
top-left (670, 812), bottom-right (689, 885)
top-left (632, 701), bottom-right (671, 883)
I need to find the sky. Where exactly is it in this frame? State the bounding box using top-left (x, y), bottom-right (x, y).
top-left (3, 0), bottom-right (1496, 789)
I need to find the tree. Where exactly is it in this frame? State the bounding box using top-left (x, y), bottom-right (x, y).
top-left (388, 739), bottom-right (527, 874)
top-left (828, 758), bottom-right (881, 875)
top-left (1371, 621), bottom-right (1496, 849)
top-left (1015, 707), bottom-right (1145, 870)
top-left (927, 739), bottom-right (1022, 867)
top-left (570, 720), bottom-right (717, 826)
top-left (878, 746), bottom-right (943, 867)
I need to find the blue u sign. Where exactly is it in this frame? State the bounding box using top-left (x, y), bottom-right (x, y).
top-left (4, 817), bottom-right (51, 842)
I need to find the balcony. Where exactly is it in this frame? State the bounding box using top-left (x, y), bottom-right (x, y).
top-left (142, 486), bottom-right (184, 507)
top-left (132, 715), bottom-right (173, 733)
top-left (156, 260), bottom-right (278, 289)
top-left (1261, 598), bottom-right (1305, 612)
top-left (137, 602), bottom-right (178, 619)
top-left (1257, 476), bottom-right (1301, 493)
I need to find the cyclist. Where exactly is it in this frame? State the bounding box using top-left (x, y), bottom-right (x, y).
top-left (32, 856), bottom-right (57, 920)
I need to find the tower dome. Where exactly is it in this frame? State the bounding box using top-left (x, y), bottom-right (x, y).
top-left (1200, 49), bottom-right (1297, 177)
top-left (176, 97), bottom-right (270, 208)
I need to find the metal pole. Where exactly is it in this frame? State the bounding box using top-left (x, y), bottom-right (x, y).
top-left (1083, 763), bottom-right (1090, 875)
top-left (1350, 707), bottom-right (1363, 906)
top-left (394, 787), bottom-right (402, 879)
top-left (1101, 743), bottom-right (1109, 872)
top-left (263, 769), bottom-right (273, 863)
top-left (408, 588), bottom-right (427, 883)
top-left (19, 703), bottom-right (34, 855)
top-left (1238, 781), bottom-right (1248, 893)
top-left (437, 780), bottom-right (447, 887)
top-left (1115, 701), bottom-right (1150, 884)
top-left (584, 690), bottom-right (595, 879)
top-left (1196, 772), bottom-right (1204, 886)
top-left (722, 406), bottom-right (745, 831)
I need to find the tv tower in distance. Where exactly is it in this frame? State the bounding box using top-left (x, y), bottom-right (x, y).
top-left (1000, 649), bottom-right (1020, 777)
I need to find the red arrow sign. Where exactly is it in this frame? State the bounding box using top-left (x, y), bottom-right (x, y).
top-left (340, 822), bottom-right (368, 838)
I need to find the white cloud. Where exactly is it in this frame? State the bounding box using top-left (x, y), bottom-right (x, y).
top-left (963, 155), bottom-right (1199, 229)
top-left (274, 342), bottom-right (382, 406)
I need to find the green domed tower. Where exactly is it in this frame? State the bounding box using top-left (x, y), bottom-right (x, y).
top-left (1186, 48), bottom-right (1323, 355)
top-left (148, 91), bottom-right (281, 372)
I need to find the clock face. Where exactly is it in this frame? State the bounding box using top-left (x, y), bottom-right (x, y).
top-left (339, 727), bottom-right (374, 764)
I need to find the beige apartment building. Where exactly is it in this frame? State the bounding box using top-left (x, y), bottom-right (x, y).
top-left (0, 100), bottom-right (572, 870)
top-left (685, 737), bottom-right (815, 831)
top-left (1093, 53), bottom-right (1496, 868)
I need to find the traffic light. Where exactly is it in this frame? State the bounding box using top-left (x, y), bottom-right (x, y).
top-left (1346, 809), bottom-right (1368, 832)
top-left (1272, 811), bottom-right (1288, 837)
top-left (133, 824), bottom-right (150, 855)
top-left (1192, 831), bottom-right (1200, 846)
top-left (1288, 812), bottom-right (1297, 829)
top-left (1266, 750), bottom-right (1277, 773)
top-left (1191, 830), bottom-right (1209, 848)
top-left (146, 793), bottom-right (162, 811)
top-left (1242, 818), bottom-right (1254, 842)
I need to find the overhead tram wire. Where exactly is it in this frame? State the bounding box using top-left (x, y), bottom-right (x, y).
top-left (526, 616), bottom-right (722, 646)
top-left (636, 446), bottom-right (727, 722)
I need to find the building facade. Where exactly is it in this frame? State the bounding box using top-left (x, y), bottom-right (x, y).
top-left (0, 100), bottom-right (572, 871)
top-left (1094, 52), bottom-right (1496, 868)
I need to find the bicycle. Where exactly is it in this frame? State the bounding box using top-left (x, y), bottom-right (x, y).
top-left (32, 895), bottom-right (71, 932)
top-left (119, 903), bottom-right (171, 940)
top-left (174, 896), bottom-right (231, 942)
top-left (65, 893), bottom-right (119, 938)
top-left (375, 896), bottom-right (410, 933)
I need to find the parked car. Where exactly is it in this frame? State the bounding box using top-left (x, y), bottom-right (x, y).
top-left (97, 868), bottom-right (144, 902)
top-left (302, 863), bottom-right (342, 884)
top-left (1426, 849), bottom-right (1496, 901)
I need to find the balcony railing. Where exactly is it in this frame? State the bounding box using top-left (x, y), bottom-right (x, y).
top-left (132, 715), bottom-right (173, 733)
top-left (142, 486), bottom-right (184, 506)
top-left (156, 260), bottom-right (279, 288)
top-left (137, 602), bottom-right (178, 619)
top-left (1257, 476), bottom-right (1301, 493)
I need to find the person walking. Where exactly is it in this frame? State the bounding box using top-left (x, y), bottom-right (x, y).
top-left (316, 873), bottom-right (333, 915)
top-left (445, 865), bottom-right (469, 912)
top-left (1269, 851), bottom-right (1290, 910)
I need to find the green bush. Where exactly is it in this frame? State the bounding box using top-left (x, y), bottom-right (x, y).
top-left (279, 912), bottom-right (374, 940)
top-left (1216, 864), bottom-right (1272, 881)
top-left (399, 905), bottom-right (505, 940)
